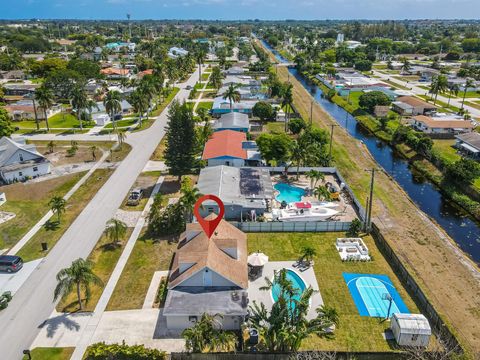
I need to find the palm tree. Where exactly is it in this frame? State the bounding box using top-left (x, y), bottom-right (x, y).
top-left (291, 140), bottom-right (306, 180)
top-left (180, 177), bottom-right (202, 221)
top-left (429, 75), bottom-right (448, 105)
top-left (86, 99), bottom-right (99, 123)
top-left (47, 140), bottom-right (55, 154)
top-left (129, 89), bottom-right (149, 127)
top-left (210, 66), bottom-right (223, 90)
top-left (400, 57), bottom-right (410, 74)
top-left (104, 218), bottom-right (127, 246)
top-left (301, 246), bottom-right (317, 263)
top-left (49, 196), bottom-right (66, 222)
top-left (90, 145), bottom-right (98, 161)
top-left (250, 269), bottom-right (336, 352)
top-left (182, 313), bottom-right (237, 353)
top-left (35, 85), bottom-right (54, 131)
top-left (313, 185), bottom-right (331, 201)
top-left (447, 83), bottom-right (460, 107)
top-left (461, 78), bottom-right (475, 110)
top-left (195, 48), bottom-right (206, 83)
top-left (53, 258), bottom-right (103, 311)
top-left (71, 84), bottom-right (88, 130)
top-left (103, 90), bottom-right (122, 130)
top-left (306, 169), bottom-right (325, 190)
top-left (222, 84), bottom-right (241, 111)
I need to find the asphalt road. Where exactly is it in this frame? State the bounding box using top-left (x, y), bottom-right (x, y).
top-left (0, 67), bottom-right (202, 360)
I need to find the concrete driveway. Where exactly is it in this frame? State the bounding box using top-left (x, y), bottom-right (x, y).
top-left (0, 259), bottom-right (43, 295)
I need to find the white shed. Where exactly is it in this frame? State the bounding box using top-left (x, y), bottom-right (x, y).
top-left (390, 313), bottom-right (431, 347)
top-left (0, 192), bottom-right (5, 206)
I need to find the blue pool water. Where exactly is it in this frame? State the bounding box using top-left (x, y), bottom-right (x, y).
top-left (343, 273), bottom-right (409, 318)
top-left (272, 269), bottom-right (307, 309)
top-left (274, 183), bottom-right (305, 203)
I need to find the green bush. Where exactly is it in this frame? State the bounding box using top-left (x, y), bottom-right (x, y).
top-left (85, 342), bottom-right (166, 360)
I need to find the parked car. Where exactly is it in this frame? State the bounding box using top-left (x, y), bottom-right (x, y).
top-left (126, 188), bottom-right (143, 206)
top-left (186, 85), bottom-right (193, 90)
top-left (0, 291), bottom-right (12, 310)
top-left (0, 255), bottom-right (23, 273)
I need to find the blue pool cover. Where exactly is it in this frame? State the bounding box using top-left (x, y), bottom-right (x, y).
top-left (343, 273), bottom-right (410, 318)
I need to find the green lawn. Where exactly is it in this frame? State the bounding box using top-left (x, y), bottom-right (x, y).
top-left (16, 169), bottom-right (114, 262)
top-left (0, 173), bottom-right (84, 250)
top-left (107, 236), bottom-right (176, 310)
top-left (148, 87), bottom-right (180, 118)
top-left (266, 121), bottom-right (286, 133)
top-left (104, 118), bottom-right (138, 129)
top-left (13, 113), bottom-right (94, 130)
top-left (201, 72), bottom-right (210, 81)
top-left (56, 229), bottom-right (133, 312)
top-left (432, 139), bottom-right (461, 164)
top-left (196, 101), bottom-right (213, 111)
top-left (247, 232), bottom-right (419, 352)
top-left (150, 136), bottom-right (167, 161)
top-left (23, 348), bottom-right (74, 360)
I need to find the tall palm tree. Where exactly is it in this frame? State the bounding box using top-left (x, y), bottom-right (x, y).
top-left (313, 185), bottom-right (331, 201)
top-left (86, 99), bottom-right (99, 122)
top-left (461, 78), bottom-right (475, 110)
top-left (195, 48), bottom-right (206, 83)
top-left (429, 75), bottom-right (448, 105)
top-left (180, 177), bottom-right (202, 221)
top-left (54, 258), bottom-right (103, 311)
top-left (210, 66), bottom-right (223, 90)
top-left (129, 89), bottom-right (149, 127)
top-left (103, 90), bottom-right (122, 130)
top-left (400, 57), bottom-right (410, 74)
top-left (447, 83), bottom-right (460, 107)
top-left (48, 196), bottom-right (66, 222)
top-left (35, 85), bottom-right (54, 131)
top-left (306, 169), bottom-right (325, 190)
top-left (104, 218), bottom-right (127, 246)
top-left (222, 83), bottom-right (241, 111)
top-left (291, 140), bottom-right (306, 180)
top-left (71, 84), bottom-right (88, 130)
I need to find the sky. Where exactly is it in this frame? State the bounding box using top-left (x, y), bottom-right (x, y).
top-left (1, 0), bottom-right (480, 20)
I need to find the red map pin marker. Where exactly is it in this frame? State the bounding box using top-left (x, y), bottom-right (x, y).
top-left (194, 194), bottom-right (225, 239)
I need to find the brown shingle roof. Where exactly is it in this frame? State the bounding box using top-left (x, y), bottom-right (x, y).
top-left (413, 115), bottom-right (474, 129)
top-left (168, 216), bottom-right (248, 289)
top-left (397, 96), bottom-right (437, 109)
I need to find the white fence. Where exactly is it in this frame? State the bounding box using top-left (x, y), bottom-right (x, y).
top-left (231, 221), bottom-right (352, 233)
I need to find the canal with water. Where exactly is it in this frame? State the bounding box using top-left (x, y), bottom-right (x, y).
top-left (261, 40), bottom-right (480, 264)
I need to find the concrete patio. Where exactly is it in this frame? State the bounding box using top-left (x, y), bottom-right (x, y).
top-left (247, 261), bottom-right (324, 320)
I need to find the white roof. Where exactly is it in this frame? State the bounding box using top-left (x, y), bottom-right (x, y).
top-left (392, 314), bottom-right (431, 335)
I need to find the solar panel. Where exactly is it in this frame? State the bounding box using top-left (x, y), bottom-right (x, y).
top-left (240, 168), bottom-right (264, 196)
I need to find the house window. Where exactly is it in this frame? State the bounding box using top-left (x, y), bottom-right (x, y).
top-left (33, 167), bottom-right (38, 172)
top-left (19, 154), bottom-right (24, 162)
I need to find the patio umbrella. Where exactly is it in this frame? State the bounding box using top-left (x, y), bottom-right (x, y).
top-left (248, 252), bottom-right (269, 267)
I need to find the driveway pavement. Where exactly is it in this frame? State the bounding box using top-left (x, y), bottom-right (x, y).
top-left (0, 259), bottom-right (43, 295)
top-left (0, 67), bottom-right (202, 359)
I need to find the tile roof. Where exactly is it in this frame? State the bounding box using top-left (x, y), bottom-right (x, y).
top-left (397, 96), bottom-right (437, 109)
top-left (168, 216), bottom-right (248, 289)
top-left (100, 67), bottom-right (130, 76)
top-left (413, 115), bottom-right (474, 129)
top-left (202, 130), bottom-right (247, 160)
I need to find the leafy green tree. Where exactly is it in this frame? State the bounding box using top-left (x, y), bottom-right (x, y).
top-left (0, 108), bottom-right (14, 137)
top-left (85, 342), bottom-right (166, 360)
top-left (49, 196), bottom-right (66, 222)
top-left (182, 313), bottom-right (237, 353)
top-left (148, 202), bottom-right (186, 237)
top-left (104, 218), bottom-right (127, 246)
top-left (249, 269), bottom-right (338, 352)
top-left (256, 133), bottom-right (292, 166)
top-left (35, 84), bottom-right (55, 131)
top-left (67, 58), bottom-right (101, 79)
top-left (222, 83), bottom-right (241, 111)
top-left (179, 177), bottom-right (202, 221)
top-left (358, 91), bottom-right (391, 114)
top-left (54, 258), bottom-right (103, 311)
top-left (354, 59), bottom-right (372, 72)
top-left (252, 101), bottom-right (274, 122)
top-left (445, 158), bottom-right (480, 185)
top-left (30, 58), bottom-right (68, 78)
top-left (164, 101), bottom-right (197, 180)
top-left (288, 118), bottom-right (306, 135)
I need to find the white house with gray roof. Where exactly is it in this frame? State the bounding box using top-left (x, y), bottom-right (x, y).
top-left (0, 137), bottom-right (50, 183)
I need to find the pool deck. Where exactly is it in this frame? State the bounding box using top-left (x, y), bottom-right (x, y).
top-left (247, 261), bottom-right (324, 320)
top-left (270, 174), bottom-right (358, 222)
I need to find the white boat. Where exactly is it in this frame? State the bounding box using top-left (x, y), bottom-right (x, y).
top-left (272, 206), bottom-right (339, 222)
top-left (289, 201), bottom-right (339, 210)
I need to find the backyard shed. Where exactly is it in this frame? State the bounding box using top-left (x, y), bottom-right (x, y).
top-left (390, 313), bottom-right (431, 347)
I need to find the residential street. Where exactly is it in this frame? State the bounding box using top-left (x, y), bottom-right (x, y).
top-left (371, 69), bottom-right (480, 119)
top-left (0, 68), bottom-right (202, 360)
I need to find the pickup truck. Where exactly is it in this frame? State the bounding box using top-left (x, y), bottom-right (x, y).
top-left (127, 188), bottom-right (143, 206)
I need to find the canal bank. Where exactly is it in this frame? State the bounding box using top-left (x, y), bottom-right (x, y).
top-left (257, 38), bottom-right (480, 355)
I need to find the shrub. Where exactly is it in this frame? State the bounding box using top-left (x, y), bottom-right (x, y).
top-left (85, 342), bottom-right (166, 360)
top-left (347, 218), bottom-right (362, 237)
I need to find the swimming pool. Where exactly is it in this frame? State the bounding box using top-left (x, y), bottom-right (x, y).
top-left (274, 183), bottom-right (305, 203)
top-left (271, 269), bottom-right (306, 309)
top-left (343, 273), bottom-right (410, 318)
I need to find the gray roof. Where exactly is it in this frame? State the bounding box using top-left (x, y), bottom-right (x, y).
top-left (197, 166), bottom-right (273, 208)
top-left (0, 137), bottom-right (44, 168)
top-left (163, 288), bottom-right (248, 316)
top-left (214, 112), bottom-right (249, 130)
top-left (93, 100), bottom-right (132, 114)
top-left (456, 132), bottom-right (480, 150)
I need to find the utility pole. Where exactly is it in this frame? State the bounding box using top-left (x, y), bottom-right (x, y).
top-left (328, 124), bottom-right (337, 165)
top-left (364, 168), bottom-right (378, 232)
